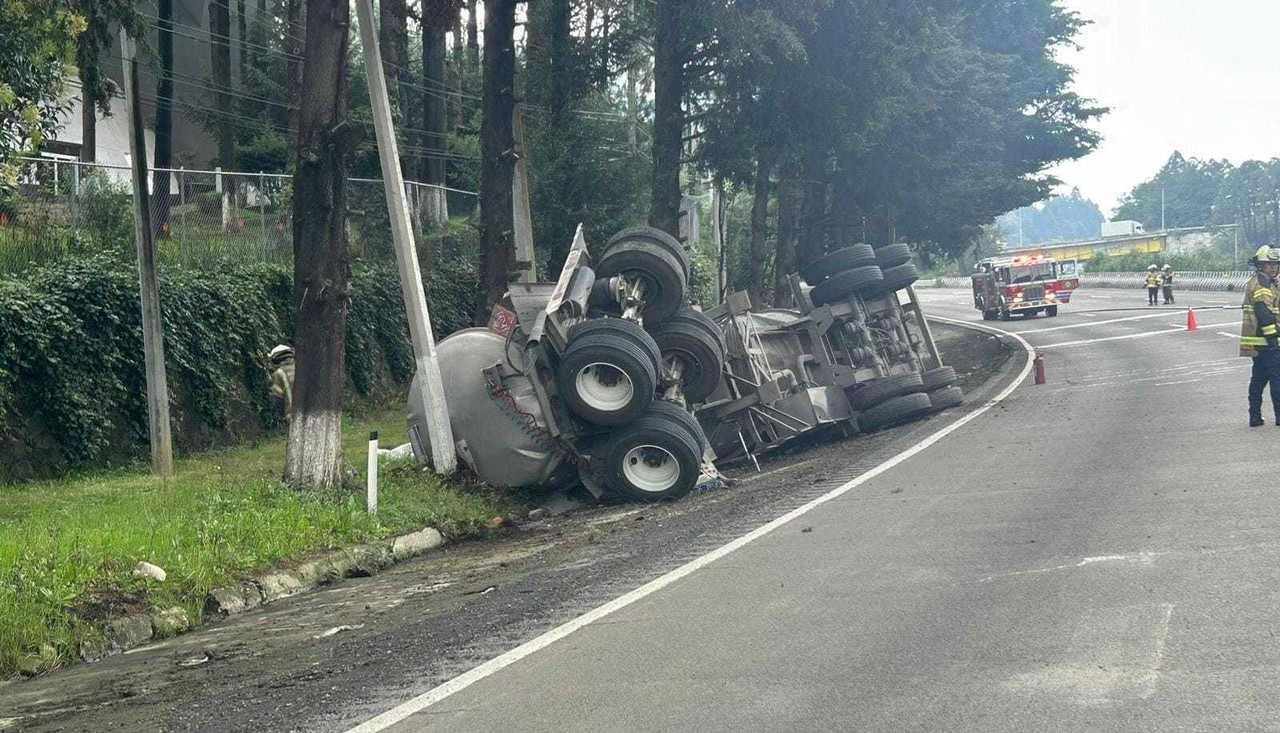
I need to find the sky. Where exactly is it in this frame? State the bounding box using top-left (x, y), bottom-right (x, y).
top-left (1048, 0), bottom-right (1280, 215)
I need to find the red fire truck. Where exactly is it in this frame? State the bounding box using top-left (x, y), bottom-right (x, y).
top-left (971, 255), bottom-right (1080, 321)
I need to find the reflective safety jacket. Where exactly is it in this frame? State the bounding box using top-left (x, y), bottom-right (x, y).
top-left (1146, 272), bottom-right (1162, 288)
top-left (1240, 272), bottom-right (1280, 357)
top-left (1161, 271), bottom-right (1175, 286)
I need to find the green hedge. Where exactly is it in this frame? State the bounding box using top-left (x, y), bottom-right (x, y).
top-left (0, 254), bottom-right (479, 482)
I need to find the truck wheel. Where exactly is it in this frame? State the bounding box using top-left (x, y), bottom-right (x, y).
top-left (646, 398), bottom-right (709, 449)
top-left (800, 244), bottom-right (878, 284)
top-left (650, 319), bottom-right (725, 404)
top-left (601, 407), bottom-right (703, 501)
top-left (1000, 309), bottom-right (1012, 321)
top-left (860, 392), bottom-right (933, 431)
top-left (811, 265), bottom-right (884, 306)
top-left (921, 366), bottom-right (957, 392)
top-left (874, 243), bottom-right (913, 269)
top-left (596, 240), bottom-right (688, 325)
top-left (982, 310), bottom-right (998, 321)
top-left (878, 263), bottom-right (920, 293)
top-left (557, 332), bottom-right (657, 425)
top-left (928, 385), bottom-right (964, 411)
top-left (660, 307), bottom-right (726, 356)
top-left (568, 318), bottom-right (662, 375)
top-left (603, 226), bottom-right (691, 278)
top-left (1047, 305), bottom-right (1059, 317)
top-left (848, 372), bottom-right (925, 410)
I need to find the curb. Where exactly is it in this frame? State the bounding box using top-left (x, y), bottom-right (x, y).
top-left (37, 527), bottom-right (447, 675)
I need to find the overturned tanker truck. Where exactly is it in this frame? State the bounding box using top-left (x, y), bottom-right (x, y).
top-left (407, 228), bottom-right (962, 502)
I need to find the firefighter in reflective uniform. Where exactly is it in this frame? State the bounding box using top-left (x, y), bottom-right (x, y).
top-left (1240, 246), bottom-right (1280, 426)
top-left (268, 344), bottom-right (295, 421)
top-left (1160, 264), bottom-right (1175, 305)
top-left (1145, 265), bottom-right (1161, 306)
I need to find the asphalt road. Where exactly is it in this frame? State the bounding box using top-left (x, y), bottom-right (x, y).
top-left (347, 288), bottom-right (1280, 732)
top-left (7, 287), bottom-right (1272, 732)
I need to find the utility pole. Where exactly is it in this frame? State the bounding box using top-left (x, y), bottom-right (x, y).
top-left (354, 0), bottom-right (456, 475)
top-left (121, 29), bottom-right (174, 477)
top-left (1161, 184), bottom-right (1166, 231)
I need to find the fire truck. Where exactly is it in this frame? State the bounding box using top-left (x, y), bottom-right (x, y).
top-left (971, 255), bottom-right (1080, 321)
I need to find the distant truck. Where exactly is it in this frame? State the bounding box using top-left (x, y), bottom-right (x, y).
top-left (1101, 220), bottom-right (1145, 238)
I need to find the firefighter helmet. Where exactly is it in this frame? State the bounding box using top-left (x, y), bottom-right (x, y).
top-left (1162, 264), bottom-right (1172, 271)
top-left (1147, 264), bottom-right (1158, 271)
top-left (1252, 245), bottom-right (1280, 265)
top-left (269, 344), bottom-right (293, 365)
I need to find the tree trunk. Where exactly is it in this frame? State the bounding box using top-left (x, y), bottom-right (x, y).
top-left (797, 151), bottom-right (828, 267)
top-left (626, 0), bottom-right (638, 152)
top-left (284, 0), bottom-right (303, 129)
top-left (285, 0), bottom-right (352, 492)
top-left (549, 0), bottom-right (571, 128)
top-left (421, 0), bottom-right (451, 228)
top-left (210, 0), bottom-right (237, 201)
top-left (773, 161), bottom-right (800, 307)
top-left (449, 4), bottom-right (464, 130)
top-left (474, 0), bottom-right (519, 324)
top-left (237, 0), bottom-right (248, 78)
top-left (648, 0), bottom-right (682, 237)
top-left (466, 0), bottom-right (480, 69)
top-left (81, 95), bottom-right (97, 163)
top-left (747, 154), bottom-right (772, 307)
top-left (152, 0), bottom-right (175, 238)
top-left (584, 0), bottom-right (595, 43)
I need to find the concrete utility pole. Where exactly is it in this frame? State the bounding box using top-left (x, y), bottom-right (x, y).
top-left (512, 105), bottom-right (536, 283)
top-left (354, 0), bottom-right (456, 475)
top-left (120, 29), bottom-right (174, 477)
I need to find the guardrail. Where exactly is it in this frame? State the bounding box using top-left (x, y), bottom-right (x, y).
top-left (920, 271), bottom-right (1254, 293)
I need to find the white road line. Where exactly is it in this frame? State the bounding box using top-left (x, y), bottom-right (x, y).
top-left (1020, 310), bottom-right (1184, 334)
top-left (1153, 378), bottom-right (1203, 387)
top-left (1039, 328), bottom-right (1184, 349)
top-left (1218, 331), bottom-right (1237, 338)
top-left (342, 320), bottom-right (1036, 733)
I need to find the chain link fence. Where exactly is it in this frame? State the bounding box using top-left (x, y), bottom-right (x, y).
top-left (0, 157), bottom-right (475, 275)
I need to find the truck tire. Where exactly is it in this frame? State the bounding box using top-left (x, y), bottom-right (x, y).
top-left (603, 226), bottom-right (691, 278)
top-left (860, 392), bottom-right (933, 431)
top-left (811, 265), bottom-right (884, 306)
top-left (646, 398), bottom-right (709, 449)
top-left (878, 263), bottom-right (920, 293)
top-left (1047, 305), bottom-right (1059, 317)
top-left (556, 332), bottom-right (657, 425)
top-left (659, 307), bottom-right (726, 356)
top-left (650, 319), bottom-right (725, 404)
top-left (800, 244), bottom-right (878, 285)
top-left (1000, 308), bottom-right (1012, 321)
top-left (596, 240), bottom-right (688, 325)
top-left (601, 407), bottom-right (703, 501)
top-left (920, 366), bottom-right (957, 392)
top-left (568, 318), bottom-right (662, 376)
top-left (848, 372), bottom-right (925, 410)
top-left (874, 243), bottom-right (913, 269)
top-left (928, 385), bottom-right (964, 411)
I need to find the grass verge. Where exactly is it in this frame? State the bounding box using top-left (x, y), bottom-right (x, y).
top-left (0, 407), bottom-right (516, 679)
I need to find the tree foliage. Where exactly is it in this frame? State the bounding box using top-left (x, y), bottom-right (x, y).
top-left (997, 188), bottom-right (1105, 247)
top-left (0, 1), bottom-right (84, 177)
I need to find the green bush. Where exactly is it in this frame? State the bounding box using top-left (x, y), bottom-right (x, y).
top-left (0, 253), bottom-right (479, 483)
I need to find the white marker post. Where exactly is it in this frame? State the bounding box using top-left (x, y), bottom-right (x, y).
top-left (353, 0), bottom-right (456, 474)
top-left (367, 431), bottom-right (379, 516)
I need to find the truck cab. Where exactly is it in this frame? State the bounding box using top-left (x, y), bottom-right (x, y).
top-left (971, 255), bottom-right (1079, 321)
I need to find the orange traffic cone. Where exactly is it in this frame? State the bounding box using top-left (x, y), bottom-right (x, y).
top-left (1186, 308), bottom-right (1198, 331)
